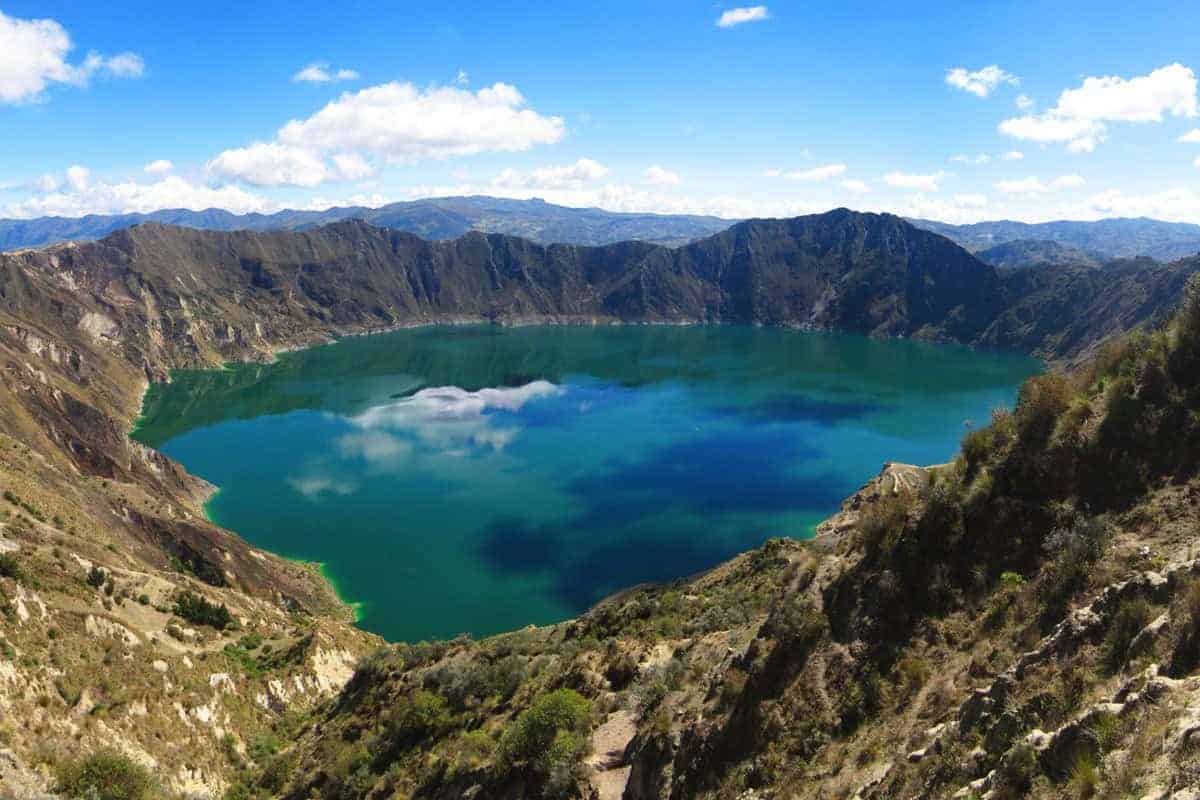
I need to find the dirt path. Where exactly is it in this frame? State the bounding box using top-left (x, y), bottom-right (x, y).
top-left (587, 708), bottom-right (637, 800)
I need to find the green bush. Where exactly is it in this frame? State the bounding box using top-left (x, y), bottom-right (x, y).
top-left (87, 566), bottom-right (107, 588)
top-left (499, 688), bottom-right (592, 771)
top-left (0, 554), bottom-right (23, 581)
top-left (55, 750), bottom-right (155, 800)
top-left (174, 590), bottom-right (233, 630)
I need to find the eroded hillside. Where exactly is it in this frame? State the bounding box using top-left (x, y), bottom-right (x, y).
top-left (0, 212), bottom-right (1197, 798)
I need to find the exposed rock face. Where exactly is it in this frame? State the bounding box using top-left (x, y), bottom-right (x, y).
top-left (5, 209), bottom-right (1192, 376)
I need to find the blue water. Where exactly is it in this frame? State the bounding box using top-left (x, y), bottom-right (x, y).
top-left (133, 324), bottom-right (1040, 642)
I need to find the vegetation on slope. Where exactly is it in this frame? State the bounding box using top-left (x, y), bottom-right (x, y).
top-left (232, 276), bottom-right (1200, 799)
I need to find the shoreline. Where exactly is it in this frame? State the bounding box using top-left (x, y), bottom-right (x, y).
top-left (200, 487), bottom-right (366, 626)
top-left (129, 316), bottom-right (1045, 642)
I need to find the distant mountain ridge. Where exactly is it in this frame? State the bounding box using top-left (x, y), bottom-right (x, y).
top-left (6, 197), bottom-right (1200, 264)
top-left (0, 196), bottom-right (732, 251)
top-left (911, 216), bottom-right (1200, 262)
top-left (976, 239), bottom-right (1106, 269)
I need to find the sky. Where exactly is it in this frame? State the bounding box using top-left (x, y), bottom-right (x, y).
top-left (2, 1), bottom-right (1200, 224)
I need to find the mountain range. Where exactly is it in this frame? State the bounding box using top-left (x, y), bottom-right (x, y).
top-left (4, 196), bottom-right (1200, 267)
top-left (2, 209), bottom-right (1200, 798)
top-left (0, 196), bottom-right (730, 251)
top-left (913, 216), bottom-right (1200, 262)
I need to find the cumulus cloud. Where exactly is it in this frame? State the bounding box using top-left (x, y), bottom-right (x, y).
top-left (786, 163), bottom-right (847, 181)
top-left (64, 165), bottom-right (90, 192)
top-left (293, 62), bottom-right (359, 83)
top-left (4, 173), bottom-right (270, 218)
top-left (643, 165), bottom-right (681, 185)
top-left (1000, 63), bottom-right (1198, 152)
top-left (492, 158), bottom-right (610, 190)
top-left (143, 159), bottom-right (174, 174)
top-left (884, 171), bottom-right (945, 191)
top-left (716, 6), bottom-right (770, 27)
top-left (945, 65), bottom-right (1018, 98)
top-left (1015, 94), bottom-right (1034, 110)
top-left (1001, 150), bottom-right (1025, 161)
top-left (841, 179), bottom-right (872, 194)
top-left (279, 82), bottom-right (564, 161)
top-left (0, 10), bottom-right (143, 103)
top-left (209, 81), bottom-right (564, 188)
top-left (994, 174), bottom-right (1085, 194)
top-left (1180, 129), bottom-right (1200, 143)
top-left (207, 142), bottom-right (338, 187)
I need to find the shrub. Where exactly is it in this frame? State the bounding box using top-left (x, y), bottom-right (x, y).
top-left (87, 566), bottom-right (107, 588)
top-left (1014, 374), bottom-right (1075, 446)
top-left (0, 554), bottom-right (22, 582)
top-left (499, 688), bottom-right (592, 771)
top-left (1102, 597), bottom-right (1152, 672)
top-left (857, 492), bottom-right (908, 556)
top-left (55, 750), bottom-right (155, 800)
top-left (893, 654), bottom-right (931, 702)
top-left (174, 591), bottom-right (233, 630)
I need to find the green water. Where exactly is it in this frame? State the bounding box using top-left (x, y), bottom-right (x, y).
top-left (133, 325), bottom-right (1040, 642)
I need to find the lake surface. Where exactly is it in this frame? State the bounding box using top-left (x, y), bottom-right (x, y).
top-left (133, 325), bottom-right (1040, 642)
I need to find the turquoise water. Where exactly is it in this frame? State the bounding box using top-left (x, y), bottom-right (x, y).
top-left (133, 325), bottom-right (1040, 642)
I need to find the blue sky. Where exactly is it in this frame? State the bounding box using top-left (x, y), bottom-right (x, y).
top-left (2, 1), bottom-right (1199, 223)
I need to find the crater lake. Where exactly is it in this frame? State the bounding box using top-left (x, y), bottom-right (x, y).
top-left (133, 325), bottom-right (1040, 642)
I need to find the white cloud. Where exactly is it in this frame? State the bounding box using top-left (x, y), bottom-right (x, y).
top-left (762, 168), bottom-right (782, 177)
top-left (143, 159), bottom-right (174, 174)
top-left (716, 6), bottom-right (770, 27)
top-left (1015, 94), bottom-right (1034, 110)
top-left (4, 174), bottom-right (269, 218)
top-left (1195, 156), bottom-right (1200, 169)
top-left (330, 152), bottom-right (375, 181)
top-left (1085, 187), bottom-right (1200, 222)
top-left (841, 179), bottom-right (872, 194)
top-left (1180, 129), bottom-right (1200, 143)
top-left (293, 62), bottom-right (359, 83)
top-left (884, 171), bottom-right (945, 191)
top-left (209, 81), bottom-right (564, 188)
top-left (492, 158), bottom-right (610, 190)
top-left (994, 174), bottom-right (1085, 194)
top-left (1000, 63), bottom-right (1198, 152)
top-left (894, 193), bottom-right (993, 224)
top-left (207, 142), bottom-right (335, 187)
top-left (64, 165), bottom-right (90, 192)
top-left (786, 163), bottom-right (847, 182)
top-left (945, 65), bottom-right (1018, 98)
top-left (0, 10), bottom-right (143, 103)
top-left (455, 69), bottom-right (469, 86)
top-left (1001, 150), bottom-right (1024, 161)
top-left (643, 165), bottom-right (681, 185)
top-left (953, 193), bottom-right (988, 208)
